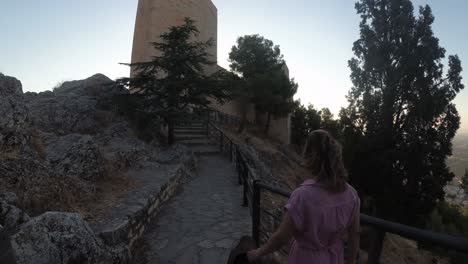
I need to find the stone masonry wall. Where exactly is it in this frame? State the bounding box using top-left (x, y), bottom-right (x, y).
top-left (131, 0), bottom-right (217, 69)
top-left (96, 154), bottom-right (196, 255)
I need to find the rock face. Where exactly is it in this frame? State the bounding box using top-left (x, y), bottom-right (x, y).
top-left (53, 73), bottom-right (121, 97)
top-left (25, 95), bottom-right (112, 135)
top-left (0, 73), bottom-right (130, 213)
top-left (0, 74), bottom-right (29, 133)
top-left (9, 212), bottom-right (127, 264)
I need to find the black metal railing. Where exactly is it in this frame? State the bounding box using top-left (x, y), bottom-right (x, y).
top-left (206, 111), bottom-right (468, 264)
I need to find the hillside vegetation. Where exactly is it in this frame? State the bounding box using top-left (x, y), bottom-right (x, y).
top-left (448, 133), bottom-right (468, 181)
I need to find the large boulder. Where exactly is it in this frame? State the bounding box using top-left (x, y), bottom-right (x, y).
top-left (97, 122), bottom-right (151, 169)
top-left (0, 193), bottom-right (30, 230)
top-left (9, 212), bottom-right (127, 264)
top-left (44, 134), bottom-right (104, 181)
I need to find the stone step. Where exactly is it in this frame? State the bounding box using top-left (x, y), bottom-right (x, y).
top-left (174, 129), bottom-right (206, 135)
top-left (191, 145), bottom-right (221, 156)
top-left (175, 122), bottom-right (204, 126)
top-left (174, 126), bottom-right (206, 131)
top-left (177, 138), bottom-right (215, 146)
top-left (175, 134), bottom-right (208, 141)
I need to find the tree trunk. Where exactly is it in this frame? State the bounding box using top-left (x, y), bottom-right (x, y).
top-left (238, 111), bottom-right (247, 133)
top-left (264, 112), bottom-right (271, 135)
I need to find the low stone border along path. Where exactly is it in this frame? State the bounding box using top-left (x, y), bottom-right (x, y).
top-left (132, 124), bottom-right (252, 263)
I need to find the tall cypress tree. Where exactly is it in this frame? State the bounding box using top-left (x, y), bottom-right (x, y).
top-left (342, 0), bottom-right (464, 225)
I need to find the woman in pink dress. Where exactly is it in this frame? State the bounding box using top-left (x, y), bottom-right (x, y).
top-left (247, 130), bottom-right (360, 264)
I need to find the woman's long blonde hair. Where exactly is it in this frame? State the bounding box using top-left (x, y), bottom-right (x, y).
top-left (302, 130), bottom-right (348, 193)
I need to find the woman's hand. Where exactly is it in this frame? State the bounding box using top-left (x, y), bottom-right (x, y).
top-left (247, 249), bottom-right (262, 262)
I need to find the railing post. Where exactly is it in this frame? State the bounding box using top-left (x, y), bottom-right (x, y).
top-left (220, 131), bottom-right (223, 151)
top-left (367, 228), bottom-right (385, 264)
top-left (242, 163), bottom-right (248, 207)
top-left (252, 180), bottom-right (261, 247)
top-left (230, 140), bottom-right (233, 161)
top-left (237, 149), bottom-right (242, 185)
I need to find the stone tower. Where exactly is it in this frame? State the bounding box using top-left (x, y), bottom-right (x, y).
top-left (131, 0), bottom-right (218, 69)
top-left (131, 0), bottom-right (291, 144)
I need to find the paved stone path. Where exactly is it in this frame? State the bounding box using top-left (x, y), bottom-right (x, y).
top-left (134, 138), bottom-right (252, 263)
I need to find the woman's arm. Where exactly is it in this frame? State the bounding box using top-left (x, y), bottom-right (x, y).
top-left (247, 212), bottom-right (296, 260)
top-left (345, 212), bottom-right (360, 264)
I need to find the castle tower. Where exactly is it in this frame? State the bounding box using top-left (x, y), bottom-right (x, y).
top-left (131, 0), bottom-right (218, 69)
top-left (131, 0), bottom-right (291, 145)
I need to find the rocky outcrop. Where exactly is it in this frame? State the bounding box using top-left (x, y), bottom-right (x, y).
top-left (0, 74), bottom-right (29, 155)
top-left (25, 95), bottom-right (113, 135)
top-left (9, 212), bottom-right (127, 264)
top-left (96, 122), bottom-right (152, 170)
top-left (0, 74), bottom-right (125, 215)
top-left (53, 73), bottom-right (124, 97)
top-left (0, 73), bottom-right (195, 263)
top-left (0, 73), bottom-right (23, 96)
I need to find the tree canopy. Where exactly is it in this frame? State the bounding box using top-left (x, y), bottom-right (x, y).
top-left (229, 35), bottom-right (297, 134)
top-left (291, 101), bottom-right (321, 146)
top-left (340, 0), bottom-right (464, 225)
top-left (291, 102), bottom-right (341, 147)
top-left (117, 18), bottom-right (229, 144)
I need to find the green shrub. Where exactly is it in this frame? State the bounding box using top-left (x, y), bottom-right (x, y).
top-left (462, 169), bottom-right (468, 194)
top-left (424, 202), bottom-right (468, 263)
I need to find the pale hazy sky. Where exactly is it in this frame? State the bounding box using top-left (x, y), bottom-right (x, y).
top-left (1, 0), bottom-right (467, 132)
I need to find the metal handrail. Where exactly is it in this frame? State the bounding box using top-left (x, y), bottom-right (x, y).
top-left (205, 111), bottom-right (468, 263)
top-left (254, 181), bottom-right (468, 251)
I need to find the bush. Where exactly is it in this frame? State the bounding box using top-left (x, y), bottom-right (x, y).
top-left (462, 169), bottom-right (468, 194)
top-left (424, 202), bottom-right (468, 263)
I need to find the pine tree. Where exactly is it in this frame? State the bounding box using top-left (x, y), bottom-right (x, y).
top-left (341, 0), bottom-right (464, 225)
top-left (117, 18), bottom-right (229, 144)
top-left (291, 101), bottom-right (321, 146)
top-left (229, 35), bottom-right (297, 134)
top-left (319, 108), bottom-right (340, 138)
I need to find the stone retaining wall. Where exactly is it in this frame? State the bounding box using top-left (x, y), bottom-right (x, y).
top-left (96, 154), bottom-right (196, 256)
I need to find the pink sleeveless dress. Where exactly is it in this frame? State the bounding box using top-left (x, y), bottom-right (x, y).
top-left (284, 179), bottom-right (360, 264)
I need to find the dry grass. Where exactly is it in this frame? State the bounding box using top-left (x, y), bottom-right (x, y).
top-left (357, 233), bottom-right (450, 264)
top-left (1, 154), bottom-right (136, 221)
top-left (78, 159), bottom-right (137, 223)
top-left (221, 124), bottom-right (311, 189)
top-left (0, 149), bottom-right (20, 160)
top-left (30, 129), bottom-right (46, 159)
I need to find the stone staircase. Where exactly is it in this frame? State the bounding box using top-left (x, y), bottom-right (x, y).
top-left (174, 121), bottom-right (220, 155)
